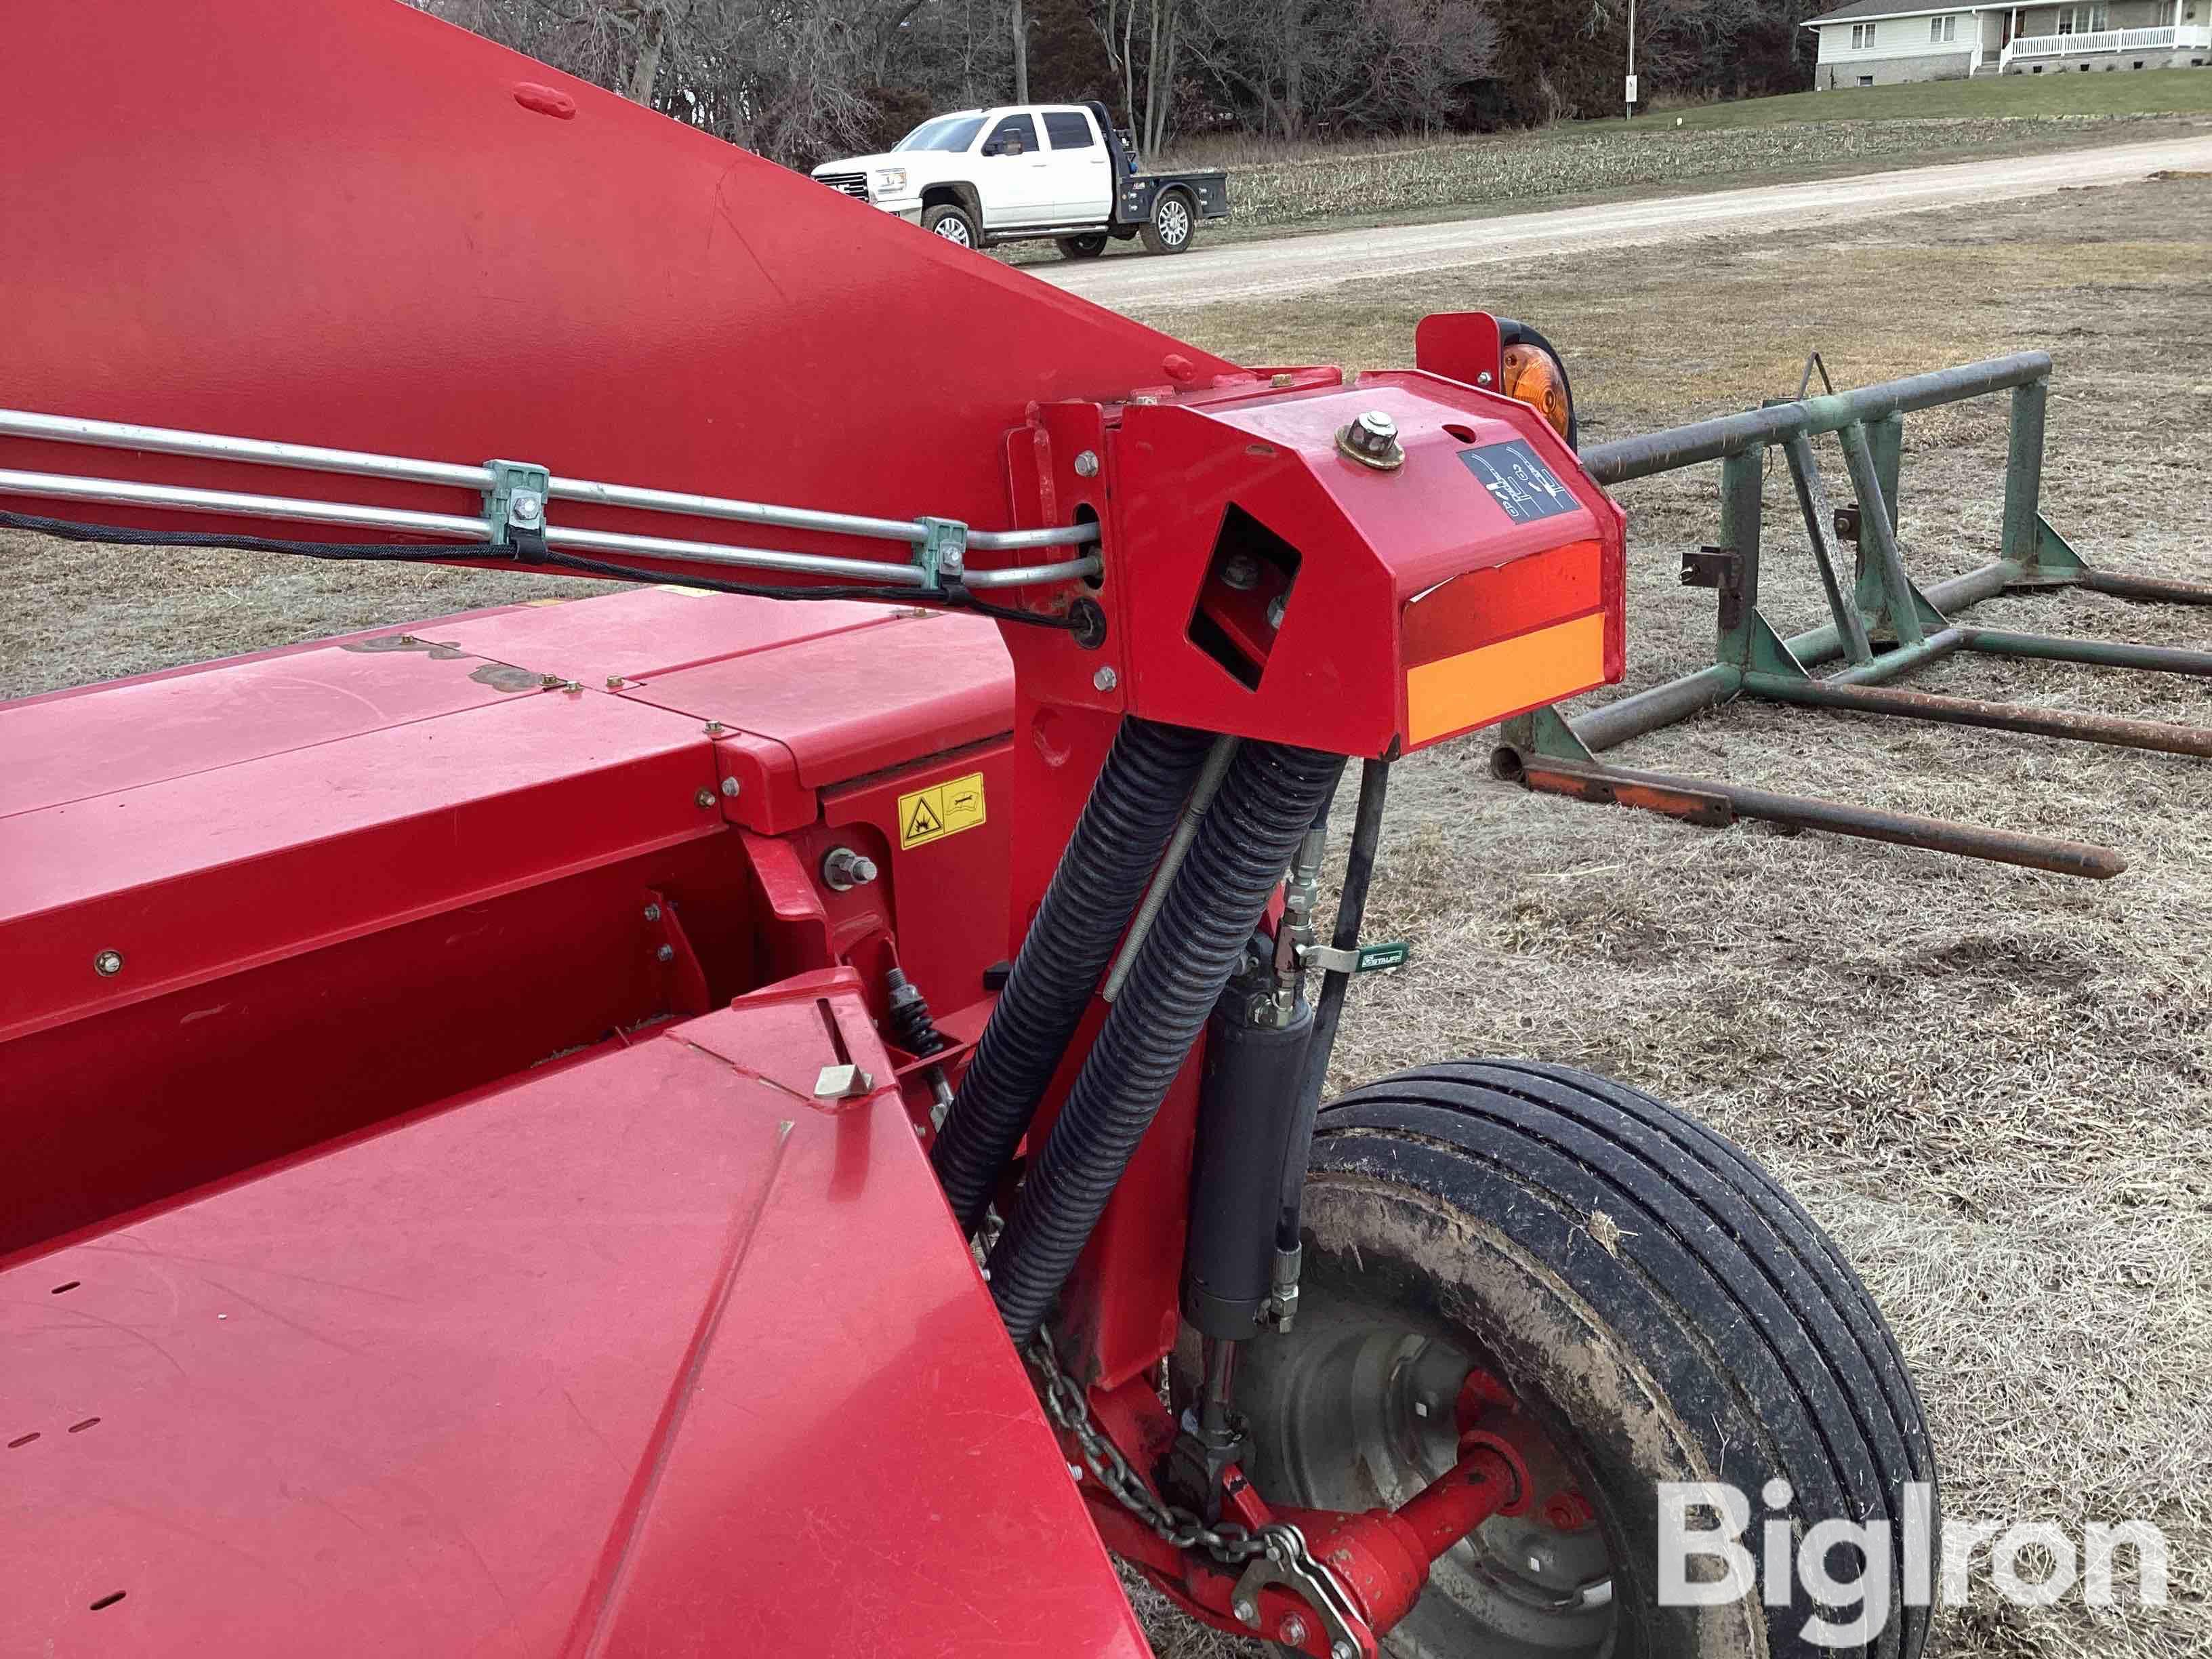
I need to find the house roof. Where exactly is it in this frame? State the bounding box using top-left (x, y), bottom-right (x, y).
top-left (1803, 0), bottom-right (2003, 22)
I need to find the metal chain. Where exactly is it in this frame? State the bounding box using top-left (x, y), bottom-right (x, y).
top-left (1028, 1328), bottom-right (1280, 1563)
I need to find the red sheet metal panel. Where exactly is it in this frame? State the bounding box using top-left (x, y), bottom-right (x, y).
top-left (431, 586), bottom-right (902, 691)
top-left (0, 634), bottom-right (541, 819)
top-left (0, 974), bottom-right (1148, 1658)
top-left (0, 689), bottom-right (723, 1044)
top-left (630, 611), bottom-right (1015, 788)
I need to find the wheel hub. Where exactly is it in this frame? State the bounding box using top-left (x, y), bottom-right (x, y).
top-left (1257, 1316), bottom-right (1616, 1658)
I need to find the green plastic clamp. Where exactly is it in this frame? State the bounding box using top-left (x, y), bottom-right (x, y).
top-left (483, 459), bottom-right (552, 552)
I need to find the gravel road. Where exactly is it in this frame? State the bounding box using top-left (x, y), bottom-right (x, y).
top-left (1036, 131), bottom-right (2212, 310)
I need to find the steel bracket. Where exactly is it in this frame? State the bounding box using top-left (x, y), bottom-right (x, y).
top-left (1498, 705), bottom-right (1595, 764)
top-left (1230, 1526), bottom-right (1366, 1656)
top-left (916, 515), bottom-right (968, 592)
top-left (483, 457), bottom-right (552, 555)
top-left (1299, 940), bottom-right (1410, 975)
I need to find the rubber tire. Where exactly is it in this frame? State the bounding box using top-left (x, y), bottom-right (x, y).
top-left (1239, 1059), bottom-right (1936, 1659)
top-left (1140, 190), bottom-right (1195, 255)
top-left (922, 203), bottom-right (979, 249)
top-left (1057, 234), bottom-right (1109, 259)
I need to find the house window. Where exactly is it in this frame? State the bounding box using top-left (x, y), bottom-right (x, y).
top-left (1858, 73), bottom-right (1877, 82)
top-left (1851, 21), bottom-right (1876, 46)
top-left (2056, 3), bottom-right (2109, 33)
top-left (1929, 14), bottom-right (1957, 40)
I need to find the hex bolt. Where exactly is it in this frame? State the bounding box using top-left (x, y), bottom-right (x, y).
top-left (509, 490), bottom-right (544, 526)
top-left (562, 680), bottom-right (583, 693)
top-left (1280, 1614), bottom-right (1309, 1647)
top-left (1266, 594), bottom-right (1288, 630)
top-left (606, 676), bottom-right (626, 690)
top-left (1073, 450), bottom-right (1101, 478)
top-left (940, 545), bottom-right (965, 575)
top-left (821, 846), bottom-right (879, 892)
top-left (1477, 370), bottom-right (1495, 386)
top-left (655, 944), bottom-right (676, 964)
top-left (695, 788), bottom-right (716, 808)
top-left (720, 775), bottom-right (741, 798)
top-left (703, 720), bottom-right (724, 736)
top-left (1271, 372), bottom-right (1296, 388)
top-left (1092, 665), bottom-right (1118, 693)
top-left (1231, 1597), bottom-right (1260, 1627)
top-left (93, 949), bottom-right (124, 977)
top-left (1220, 552), bottom-right (1260, 591)
top-left (642, 903), bottom-right (663, 922)
top-left (1332, 1642), bottom-right (1357, 1659)
top-left (1337, 409), bottom-right (1405, 471)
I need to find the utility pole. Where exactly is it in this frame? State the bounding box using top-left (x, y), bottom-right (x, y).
top-left (1625, 0), bottom-right (1637, 120)
top-left (1012, 0), bottom-right (1029, 102)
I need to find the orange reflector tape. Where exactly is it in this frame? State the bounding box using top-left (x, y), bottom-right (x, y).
top-left (1405, 611), bottom-right (1607, 745)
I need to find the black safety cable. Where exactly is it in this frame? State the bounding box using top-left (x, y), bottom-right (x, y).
top-left (0, 506), bottom-right (1084, 632)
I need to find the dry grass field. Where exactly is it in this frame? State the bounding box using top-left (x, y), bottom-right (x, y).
top-left (3, 170), bottom-right (2207, 1658)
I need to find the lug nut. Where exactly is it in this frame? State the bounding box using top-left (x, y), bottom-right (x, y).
top-left (821, 846), bottom-right (879, 891)
top-left (1336, 409), bottom-right (1404, 471)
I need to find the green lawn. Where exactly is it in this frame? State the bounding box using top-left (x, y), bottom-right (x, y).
top-left (1617, 64), bottom-right (2212, 131)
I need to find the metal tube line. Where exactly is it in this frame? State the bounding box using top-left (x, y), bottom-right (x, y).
top-left (0, 403), bottom-right (1100, 551)
top-left (1578, 353), bottom-right (2053, 485)
top-left (0, 464), bottom-right (1102, 590)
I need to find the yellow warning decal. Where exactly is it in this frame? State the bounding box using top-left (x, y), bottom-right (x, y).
top-left (898, 771), bottom-right (988, 849)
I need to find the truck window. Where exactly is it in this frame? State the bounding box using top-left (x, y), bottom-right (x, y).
top-left (1043, 112), bottom-right (1096, 150)
top-left (983, 114), bottom-right (1039, 156)
top-left (895, 115), bottom-right (986, 153)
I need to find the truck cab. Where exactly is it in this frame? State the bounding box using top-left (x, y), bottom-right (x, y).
top-left (811, 102), bottom-right (1228, 258)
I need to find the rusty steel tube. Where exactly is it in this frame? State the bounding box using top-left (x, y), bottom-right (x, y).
top-left (1742, 674), bottom-right (2212, 758)
top-left (1501, 752), bottom-right (2125, 879)
top-left (2077, 567), bottom-right (2212, 607)
top-left (1960, 628), bottom-right (2212, 678)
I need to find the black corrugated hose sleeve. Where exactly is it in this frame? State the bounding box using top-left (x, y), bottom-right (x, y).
top-left (930, 716), bottom-right (1216, 1236)
top-left (987, 740), bottom-right (1347, 1346)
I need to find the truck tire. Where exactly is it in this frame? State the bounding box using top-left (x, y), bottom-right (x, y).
top-left (1057, 234), bottom-right (1109, 260)
top-left (1237, 1059), bottom-right (1937, 1659)
top-left (922, 203), bottom-right (979, 249)
top-left (1140, 190), bottom-right (1194, 255)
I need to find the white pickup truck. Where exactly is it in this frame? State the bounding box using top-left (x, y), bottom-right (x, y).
top-left (812, 101), bottom-right (1230, 258)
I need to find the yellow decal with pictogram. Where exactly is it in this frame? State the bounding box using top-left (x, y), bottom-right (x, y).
top-left (898, 771), bottom-right (987, 849)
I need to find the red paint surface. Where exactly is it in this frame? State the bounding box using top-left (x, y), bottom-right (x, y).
top-left (1, 975), bottom-right (1148, 1658)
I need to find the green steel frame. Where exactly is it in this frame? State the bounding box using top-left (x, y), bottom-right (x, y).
top-left (1496, 353), bottom-right (2212, 879)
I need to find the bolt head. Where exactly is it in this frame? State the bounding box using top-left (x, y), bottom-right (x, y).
top-left (509, 490), bottom-right (544, 525)
top-left (1332, 1642), bottom-right (1357, 1659)
top-left (703, 720), bottom-right (724, 736)
top-left (1279, 1614), bottom-right (1309, 1646)
top-left (1092, 665), bottom-right (1118, 693)
top-left (1220, 552), bottom-right (1260, 591)
top-left (720, 775), bottom-right (741, 797)
top-left (939, 546), bottom-right (965, 573)
top-left (1073, 450), bottom-right (1101, 478)
top-left (1355, 410), bottom-right (1397, 445)
top-left (695, 788), bottom-right (716, 808)
top-left (1477, 370), bottom-right (1495, 386)
top-left (606, 676), bottom-right (625, 690)
top-left (1231, 1597), bottom-right (1260, 1627)
top-left (1266, 594), bottom-right (1288, 630)
top-left (643, 903), bottom-right (663, 922)
top-left (655, 943), bottom-right (676, 964)
top-left (94, 949), bottom-right (124, 977)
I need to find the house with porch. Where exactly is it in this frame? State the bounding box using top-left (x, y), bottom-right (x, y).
top-left (1805, 0), bottom-right (2212, 83)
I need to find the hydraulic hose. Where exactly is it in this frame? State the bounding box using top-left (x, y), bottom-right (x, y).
top-left (930, 716), bottom-right (1216, 1235)
top-left (987, 740), bottom-right (1347, 1346)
